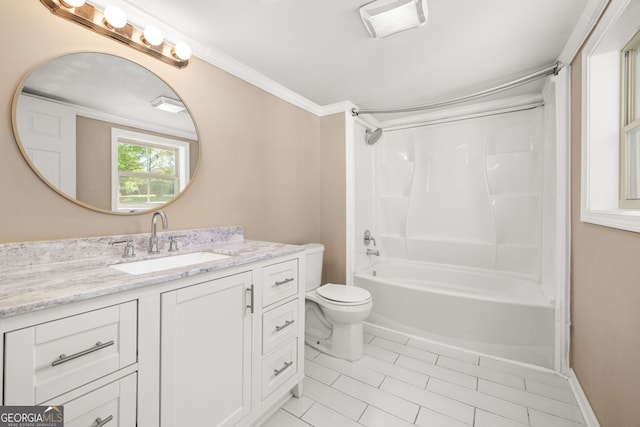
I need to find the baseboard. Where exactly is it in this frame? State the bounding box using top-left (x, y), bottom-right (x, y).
top-left (568, 369), bottom-right (601, 427)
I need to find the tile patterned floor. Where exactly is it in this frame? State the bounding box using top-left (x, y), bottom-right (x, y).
top-left (263, 328), bottom-right (586, 427)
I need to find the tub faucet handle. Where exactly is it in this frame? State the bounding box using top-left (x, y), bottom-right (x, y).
top-left (364, 230), bottom-right (376, 246)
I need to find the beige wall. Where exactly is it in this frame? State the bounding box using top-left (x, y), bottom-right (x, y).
top-left (320, 113), bottom-right (347, 284)
top-left (570, 45), bottom-right (640, 426)
top-left (0, 2), bottom-right (344, 253)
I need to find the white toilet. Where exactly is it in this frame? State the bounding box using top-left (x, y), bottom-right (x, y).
top-left (304, 243), bottom-right (373, 361)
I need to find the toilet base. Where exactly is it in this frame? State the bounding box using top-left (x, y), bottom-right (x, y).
top-left (305, 322), bottom-right (365, 361)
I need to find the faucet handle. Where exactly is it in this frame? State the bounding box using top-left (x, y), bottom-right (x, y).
top-left (111, 238), bottom-right (136, 258)
top-left (363, 230), bottom-right (376, 247)
top-left (168, 235), bottom-right (187, 252)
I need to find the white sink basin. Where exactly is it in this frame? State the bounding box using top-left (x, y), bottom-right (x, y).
top-left (110, 251), bottom-right (231, 275)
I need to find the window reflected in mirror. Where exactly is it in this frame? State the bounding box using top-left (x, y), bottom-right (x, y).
top-left (112, 128), bottom-right (189, 212)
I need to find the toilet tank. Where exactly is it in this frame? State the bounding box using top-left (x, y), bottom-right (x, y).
top-left (303, 243), bottom-right (324, 291)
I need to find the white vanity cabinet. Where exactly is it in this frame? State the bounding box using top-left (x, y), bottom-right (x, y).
top-left (160, 271), bottom-right (253, 427)
top-left (258, 260), bottom-right (301, 401)
top-left (1, 248), bottom-right (305, 427)
top-left (159, 255), bottom-right (305, 427)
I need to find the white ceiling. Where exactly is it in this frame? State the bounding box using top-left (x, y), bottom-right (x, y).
top-left (105, 0), bottom-right (598, 119)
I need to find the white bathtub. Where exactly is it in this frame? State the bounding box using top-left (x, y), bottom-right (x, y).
top-left (354, 260), bottom-right (555, 367)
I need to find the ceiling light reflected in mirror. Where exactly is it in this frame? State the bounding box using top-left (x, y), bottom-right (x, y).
top-left (151, 96), bottom-right (187, 113)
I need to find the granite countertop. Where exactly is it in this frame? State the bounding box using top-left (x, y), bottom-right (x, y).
top-left (0, 226), bottom-right (304, 319)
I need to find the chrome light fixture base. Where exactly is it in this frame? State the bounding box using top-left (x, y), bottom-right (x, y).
top-left (40, 0), bottom-right (190, 68)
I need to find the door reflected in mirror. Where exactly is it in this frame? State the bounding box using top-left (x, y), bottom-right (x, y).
top-left (11, 52), bottom-right (199, 214)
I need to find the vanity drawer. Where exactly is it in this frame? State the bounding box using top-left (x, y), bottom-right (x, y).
top-left (4, 301), bottom-right (137, 404)
top-left (45, 373), bottom-right (137, 427)
top-left (262, 259), bottom-right (298, 307)
top-left (262, 339), bottom-right (298, 400)
top-left (262, 300), bottom-right (298, 355)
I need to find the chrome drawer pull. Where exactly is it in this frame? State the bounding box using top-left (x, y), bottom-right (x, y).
top-left (51, 340), bottom-right (115, 367)
top-left (275, 319), bottom-right (295, 332)
top-left (274, 277), bottom-right (294, 286)
top-left (94, 415), bottom-right (114, 427)
top-left (246, 285), bottom-right (255, 314)
top-left (273, 361), bottom-right (294, 377)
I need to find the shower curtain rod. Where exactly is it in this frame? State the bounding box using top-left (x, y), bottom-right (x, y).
top-left (352, 62), bottom-right (562, 116)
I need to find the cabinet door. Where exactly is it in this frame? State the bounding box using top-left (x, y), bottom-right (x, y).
top-left (161, 272), bottom-right (252, 427)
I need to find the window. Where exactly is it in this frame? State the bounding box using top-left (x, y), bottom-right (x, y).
top-left (581, 0), bottom-right (640, 233)
top-left (111, 128), bottom-right (190, 212)
top-left (620, 30), bottom-right (640, 207)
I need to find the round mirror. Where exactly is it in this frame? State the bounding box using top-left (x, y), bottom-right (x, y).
top-left (11, 52), bottom-right (199, 214)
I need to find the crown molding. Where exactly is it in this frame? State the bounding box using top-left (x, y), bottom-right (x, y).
top-left (95, 0), bottom-right (327, 116)
top-left (558, 0), bottom-right (610, 64)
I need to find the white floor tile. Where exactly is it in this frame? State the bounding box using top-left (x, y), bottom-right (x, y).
top-left (304, 345), bottom-right (321, 361)
top-left (414, 407), bottom-right (473, 427)
top-left (427, 377), bottom-right (530, 424)
top-left (262, 409), bottom-right (312, 427)
top-left (474, 409), bottom-right (530, 427)
top-left (305, 359), bottom-right (340, 385)
top-left (312, 353), bottom-right (385, 387)
top-left (301, 403), bottom-right (363, 427)
top-left (525, 378), bottom-right (577, 405)
top-left (479, 357), bottom-right (571, 390)
top-left (370, 337), bottom-right (439, 364)
top-left (380, 377), bottom-right (475, 424)
top-left (407, 338), bottom-right (480, 365)
top-left (355, 354), bottom-right (429, 388)
top-left (529, 408), bottom-right (587, 427)
top-left (266, 330), bottom-right (590, 427)
top-left (332, 375), bottom-right (420, 423)
top-left (396, 355), bottom-right (478, 389)
top-left (478, 379), bottom-right (584, 423)
top-left (437, 356), bottom-right (525, 390)
top-left (302, 377), bottom-right (367, 421)
top-left (364, 325), bottom-right (410, 344)
top-left (283, 395), bottom-right (315, 418)
top-left (359, 406), bottom-right (416, 427)
top-left (364, 343), bottom-right (399, 363)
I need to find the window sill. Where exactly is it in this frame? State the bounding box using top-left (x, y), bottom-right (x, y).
top-left (581, 208), bottom-right (640, 233)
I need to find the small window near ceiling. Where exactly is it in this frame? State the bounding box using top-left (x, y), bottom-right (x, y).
top-left (620, 29), bottom-right (640, 208)
top-left (111, 128), bottom-right (189, 212)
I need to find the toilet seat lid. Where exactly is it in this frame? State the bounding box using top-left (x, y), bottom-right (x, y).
top-left (316, 284), bottom-right (371, 304)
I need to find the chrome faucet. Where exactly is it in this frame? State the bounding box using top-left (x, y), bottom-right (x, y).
top-left (363, 230), bottom-right (376, 246)
top-left (149, 210), bottom-right (168, 254)
top-left (366, 248), bottom-right (380, 256)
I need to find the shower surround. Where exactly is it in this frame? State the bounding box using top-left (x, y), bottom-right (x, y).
top-left (353, 103), bottom-right (562, 367)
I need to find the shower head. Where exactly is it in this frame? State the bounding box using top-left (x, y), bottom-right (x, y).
top-left (366, 128), bottom-right (383, 145)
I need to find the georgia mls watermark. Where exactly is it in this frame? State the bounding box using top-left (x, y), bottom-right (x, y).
top-left (0, 406), bottom-right (63, 427)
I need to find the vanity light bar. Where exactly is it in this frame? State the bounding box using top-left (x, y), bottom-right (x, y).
top-left (40, 0), bottom-right (191, 68)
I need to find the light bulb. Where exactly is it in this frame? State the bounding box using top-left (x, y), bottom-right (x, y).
top-left (103, 6), bottom-right (127, 29)
top-left (142, 26), bottom-right (164, 46)
top-left (59, 0), bottom-right (86, 7)
top-left (172, 42), bottom-right (192, 61)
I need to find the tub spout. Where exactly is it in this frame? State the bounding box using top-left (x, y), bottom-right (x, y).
top-left (366, 249), bottom-right (380, 256)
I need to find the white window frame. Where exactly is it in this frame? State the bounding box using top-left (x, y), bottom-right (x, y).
top-left (111, 128), bottom-right (190, 212)
top-left (581, 0), bottom-right (640, 232)
top-left (619, 30), bottom-right (640, 207)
